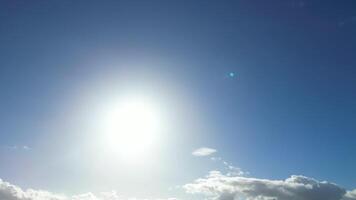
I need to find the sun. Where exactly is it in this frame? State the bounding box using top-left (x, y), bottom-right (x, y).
top-left (101, 96), bottom-right (161, 161)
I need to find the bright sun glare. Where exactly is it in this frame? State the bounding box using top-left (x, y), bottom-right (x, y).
top-left (102, 97), bottom-right (161, 161)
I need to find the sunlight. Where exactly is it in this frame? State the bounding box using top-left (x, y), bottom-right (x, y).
top-left (101, 96), bottom-right (161, 162)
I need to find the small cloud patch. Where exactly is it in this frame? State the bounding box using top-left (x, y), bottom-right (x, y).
top-left (192, 147), bottom-right (217, 157)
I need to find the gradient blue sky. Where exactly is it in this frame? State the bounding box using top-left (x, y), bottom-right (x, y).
top-left (1, 0), bottom-right (356, 199)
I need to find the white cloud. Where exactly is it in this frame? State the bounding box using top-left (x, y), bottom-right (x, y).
top-left (0, 179), bottom-right (66, 200)
top-left (210, 156), bottom-right (247, 176)
top-left (0, 179), bottom-right (176, 200)
top-left (184, 171), bottom-right (356, 200)
top-left (192, 147), bottom-right (217, 157)
top-left (2, 165), bottom-right (355, 200)
top-left (345, 190), bottom-right (356, 200)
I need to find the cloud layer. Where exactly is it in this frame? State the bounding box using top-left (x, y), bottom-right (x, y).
top-left (192, 147), bottom-right (217, 157)
top-left (184, 171), bottom-right (356, 200)
top-left (0, 179), bottom-right (65, 200)
top-left (0, 179), bottom-right (175, 200)
top-left (2, 168), bottom-right (355, 200)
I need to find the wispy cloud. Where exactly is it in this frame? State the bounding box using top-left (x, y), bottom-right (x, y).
top-left (184, 171), bottom-right (356, 200)
top-left (1, 145), bottom-right (31, 151)
top-left (192, 147), bottom-right (217, 157)
top-left (210, 156), bottom-right (248, 176)
top-left (22, 146), bottom-right (31, 150)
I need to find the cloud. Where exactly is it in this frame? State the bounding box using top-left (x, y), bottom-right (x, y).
top-left (210, 157), bottom-right (247, 176)
top-left (184, 171), bottom-right (356, 200)
top-left (2, 164), bottom-right (355, 200)
top-left (345, 190), bottom-right (356, 200)
top-left (0, 179), bottom-right (66, 200)
top-left (1, 145), bottom-right (31, 151)
top-left (225, 165), bottom-right (245, 177)
top-left (192, 147), bottom-right (217, 157)
top-left (0, 179), bottom-right (175, 200)
top-left (22, 146), bottom-right (31, 150)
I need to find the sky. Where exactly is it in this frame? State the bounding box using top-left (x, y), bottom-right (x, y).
top-left (1, 0), bottom-right (356, 200)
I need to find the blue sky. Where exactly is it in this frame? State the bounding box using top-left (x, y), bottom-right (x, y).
top-left (1, 1), bottom-right (356, 200)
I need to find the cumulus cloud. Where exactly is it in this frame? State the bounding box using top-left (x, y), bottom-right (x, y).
top-left (184, 171), bottom-right (356, 200)
top-left (2, 168), bottom-right (355, 200)
top-left (0, 179), bottom-right (65, 200)
top-left (345, 190), bottom-right (356, 200)
top-left (192, 147), bottom-right (217, 157)
top-left (0, 179), bottom-right (175, 200)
